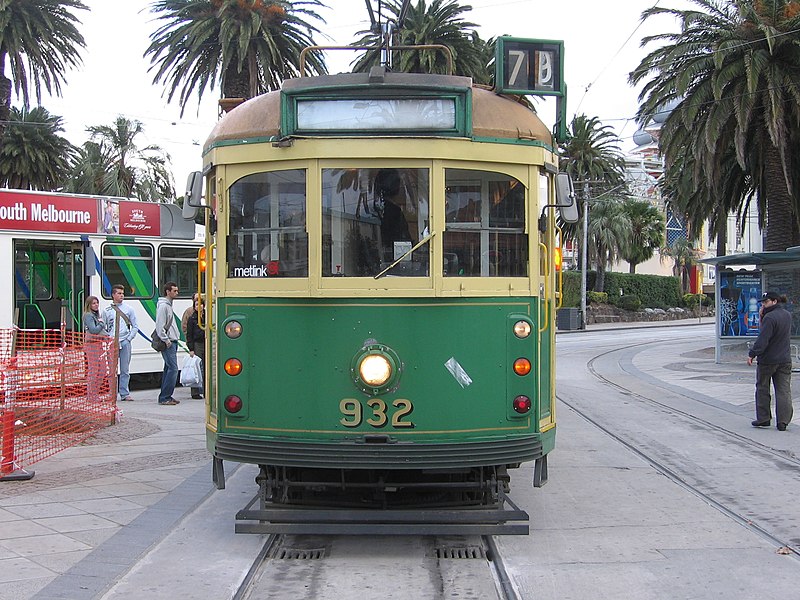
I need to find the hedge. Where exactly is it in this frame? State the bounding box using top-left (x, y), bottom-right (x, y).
top-left (560, 270), bottom-right (683, 309)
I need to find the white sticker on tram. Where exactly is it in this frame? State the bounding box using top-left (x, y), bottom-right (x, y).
top-left (445, 357), bottom-right (473, 388)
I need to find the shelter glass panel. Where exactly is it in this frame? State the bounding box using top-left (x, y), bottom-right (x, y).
top-left (228, 169), bottom-right (308, 278)
top-left (321, 168), bottom-right (430, 278)
top-left (443, 169), bottom-right (527, 277)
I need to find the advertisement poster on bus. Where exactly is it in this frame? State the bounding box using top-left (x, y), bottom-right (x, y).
top-left (719, 270), bottom-right (762, 337)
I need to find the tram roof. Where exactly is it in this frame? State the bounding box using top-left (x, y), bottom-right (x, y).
top-left (699, 247), bottom-right (800, 267)
top-left (204, 71), bottom-right (553, 151)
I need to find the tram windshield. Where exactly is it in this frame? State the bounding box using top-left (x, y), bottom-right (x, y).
top-left (322, 168), bottom-right (429, 278)
top-left (443, 169), bottom-right (527, 277)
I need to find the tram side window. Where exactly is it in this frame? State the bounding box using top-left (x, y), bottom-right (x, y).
top-left (228, 169), bottom-right (308, 278)
top-left (159, 246), bottom-right (198, 298)
top-left (101, 244), bottom-right (155, 299)
top-left (443, 169), bottom-right (527, 277)
top-left (322, 168), bottom-right (430, 277)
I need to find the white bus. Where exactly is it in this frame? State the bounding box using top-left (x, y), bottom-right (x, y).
top-left (0, 188), bottom-right (202, 376)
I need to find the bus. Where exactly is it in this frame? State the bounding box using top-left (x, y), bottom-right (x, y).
top-left (0, 188), bottom-right (201, 375)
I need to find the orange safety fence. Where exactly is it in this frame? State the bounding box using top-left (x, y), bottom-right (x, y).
top-left (0, 329), bottom-right (117, 479)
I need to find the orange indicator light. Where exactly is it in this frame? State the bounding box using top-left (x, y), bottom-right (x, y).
top-left (513, 358), bottom-right (531, 376)
top-left (224, 358), bottom-right (242, 376)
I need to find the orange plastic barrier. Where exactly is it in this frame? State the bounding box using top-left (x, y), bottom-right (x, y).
top-left (0, 329), bottom-right (117, 479)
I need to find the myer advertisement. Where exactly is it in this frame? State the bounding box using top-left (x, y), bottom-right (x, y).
top-left (718, 270), bottom-right (762, 337)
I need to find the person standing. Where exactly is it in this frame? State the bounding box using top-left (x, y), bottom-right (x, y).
top-left (82, 296), bottom-right (107, 402)
top-left (185, 297), bottom-right (205, 399)
top-left (103, 284), bottom-right (138, 402)
top-left (155, 281), bottom-right (181, 406)
top-left (182, 292), bottom-right (199, 336)
top-left (747, 291), bottom-right (793, 431)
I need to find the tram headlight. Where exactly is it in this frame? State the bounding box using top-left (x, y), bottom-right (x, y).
top-left (359, 354), bottom-right (392, 387)
top-left (225, 320), bottom-right (243, 339)
top-left (513, 320), bottom-right (531, 339)
top-left (351, 343), bottom-right (402, 396)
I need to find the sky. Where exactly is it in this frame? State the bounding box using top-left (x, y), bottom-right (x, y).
top-left (35, 0), bottom-right (692, 196)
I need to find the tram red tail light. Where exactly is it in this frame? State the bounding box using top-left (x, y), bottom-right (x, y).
top-left (224, 358), bottom-right (242, 376)
top-left (224, 395), bottom-right (243, 413)
top-left (513, 358), bottom-right (531, 376)
top-left (513, 395), bottom-right (531, 414)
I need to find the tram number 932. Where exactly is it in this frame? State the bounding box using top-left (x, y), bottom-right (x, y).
top-left (339, 398), bottom-right (415, 428)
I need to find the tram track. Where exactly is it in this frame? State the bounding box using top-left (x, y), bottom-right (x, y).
top-left (557, 338), bottom-right (800, 562)
top-left (586, 340), bottom-right (800, 468)
top-left (233, 532), bottom-right (520, 599)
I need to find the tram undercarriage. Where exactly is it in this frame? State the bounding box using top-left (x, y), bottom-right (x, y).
top-left (230, 463), bottom-right (532, 535)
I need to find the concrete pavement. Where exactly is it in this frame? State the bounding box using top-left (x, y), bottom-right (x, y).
top-left (0, 317), bottom-right (791, 599)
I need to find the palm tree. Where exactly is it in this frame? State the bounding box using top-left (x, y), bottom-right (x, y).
top-left (67, 117), bottom-right (175, 202)
top-left (619, 198), bottom-right (665, 273)
top-left (661, 237), bottom-right (697, 293)
top-left (351, 0), bottom-right (489, 82)
top-left (65, 141), bottom-right (108, 195)
top-left (0, 0), bottom-right (87, 139)
top-left (0, 106), bottom-right (75, 190)
top-left (559, 114), bottom-right (628, 270)
top-left (585, 198), bottom-right (632, 292)
top-left (630, 0), bottom-right (800, 251)
top-left (145, 0), bottom-right (327, 114)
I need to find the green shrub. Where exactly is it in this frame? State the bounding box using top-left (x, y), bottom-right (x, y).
top-left (618, 294), bottom-right (642, 311)
top-left (587, 291), bottom-right (608, 304)
top-left (683, 293), bottom-right (713, 309)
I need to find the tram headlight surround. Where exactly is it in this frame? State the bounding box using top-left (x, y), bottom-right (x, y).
top-left (351, 343), bottom-right (402, 396)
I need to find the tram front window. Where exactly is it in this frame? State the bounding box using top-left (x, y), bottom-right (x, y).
top-left (228, 169), bottom-right (308, 278)
top-left (443, 169), bottom-right (528, 277)
top-left (322, 168), bottom-right (429, 277)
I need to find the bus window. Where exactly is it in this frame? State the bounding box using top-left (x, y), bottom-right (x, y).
top-left (322, 168), bottom-right (429, 277)
top-left (101, 243), bottom-right (155, 299)
top-left (15, 247), bottom-right (53, 301)
top-left (443, 169), bottom-right (527, 277)
top-left (228, 169), bottom-right (308, 278)
top-left (159, 245), bottom-right (198, 298)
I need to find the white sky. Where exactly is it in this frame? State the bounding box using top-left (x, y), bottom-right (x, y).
top-left (35, 0), bottom-right (690, 195)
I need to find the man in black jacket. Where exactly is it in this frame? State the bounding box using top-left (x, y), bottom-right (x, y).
top-left (747, 291), bottom-right (793, 430)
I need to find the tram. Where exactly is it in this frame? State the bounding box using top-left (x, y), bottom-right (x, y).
top-left (185, 36), bottom-right (578, 534)
top-left (0, 189), bottom-right (201, 374)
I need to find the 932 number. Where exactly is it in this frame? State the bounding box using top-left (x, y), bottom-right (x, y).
top-left (339, 398), bottom-right (414, 428)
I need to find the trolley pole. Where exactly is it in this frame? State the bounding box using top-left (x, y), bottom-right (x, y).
top-left (580, 180), bottom-right (590, 330)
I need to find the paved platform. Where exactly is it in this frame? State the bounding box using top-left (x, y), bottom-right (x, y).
top-left (0, 317), bottom-right (791, 599)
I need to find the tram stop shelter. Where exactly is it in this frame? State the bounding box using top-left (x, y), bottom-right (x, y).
top-left (700, 247), bottom-right (800, 365)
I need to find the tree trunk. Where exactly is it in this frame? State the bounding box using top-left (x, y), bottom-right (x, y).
top-left (222, 63), bottom-right (251, 100)
top-left (716, 223), bottom-right (726, 257)
top-left (629, 262), bottom-right (636, 274)
top-left (0, 70), bottom-right (11, 144)
top-left (763, 143), bottom-right (796, 251)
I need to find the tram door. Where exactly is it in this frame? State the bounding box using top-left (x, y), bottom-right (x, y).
top-left (13, 240), bottom-right (87, 330)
